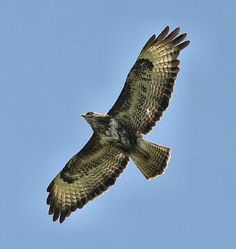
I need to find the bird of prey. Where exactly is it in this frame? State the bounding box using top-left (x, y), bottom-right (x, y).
top-left (47, 26), bottom-right (190, 223)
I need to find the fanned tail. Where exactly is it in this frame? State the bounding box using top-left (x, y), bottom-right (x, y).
top-left (130, 139), bottom-right (171, 179)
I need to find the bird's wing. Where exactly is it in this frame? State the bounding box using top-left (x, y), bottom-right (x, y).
top-left (46, 133), bottom-right (129, 223)
top-left (108, 26), bottom-right (190, 134)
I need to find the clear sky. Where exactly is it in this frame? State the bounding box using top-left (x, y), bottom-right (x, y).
top-left (0, 1), bottom-right (235, 248)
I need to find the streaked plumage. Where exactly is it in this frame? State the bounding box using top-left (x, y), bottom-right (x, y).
top-left (47, 26), bottom-right (190, 223)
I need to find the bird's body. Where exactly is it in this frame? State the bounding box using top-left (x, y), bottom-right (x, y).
top-left (83, 113), bottom-right (137, 152)
top-left (46, 26), bottom-right (190, 223)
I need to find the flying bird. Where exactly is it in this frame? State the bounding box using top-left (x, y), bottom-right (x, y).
top-left (47, 26), bottom-right (190, 223)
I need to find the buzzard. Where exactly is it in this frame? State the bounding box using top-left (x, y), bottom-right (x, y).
top-left (47, 26), bottom-right (190, 223)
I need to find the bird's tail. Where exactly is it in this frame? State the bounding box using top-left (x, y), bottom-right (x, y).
top-left (130, 139), bottom-right (171, 179)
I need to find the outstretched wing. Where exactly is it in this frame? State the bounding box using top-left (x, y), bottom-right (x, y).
top-left (108, 26), bottom-right (190, 134)
top-left (46, 134), bottom-right (129, 223)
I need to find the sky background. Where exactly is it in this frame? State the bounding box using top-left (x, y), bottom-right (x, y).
top-left (0, 1), bottom-right (235, 248)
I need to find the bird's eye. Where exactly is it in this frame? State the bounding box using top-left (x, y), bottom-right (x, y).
top-left (86, 112), bottom-right (94, 115)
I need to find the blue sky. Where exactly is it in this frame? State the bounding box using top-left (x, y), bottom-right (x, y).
top-left (0, 1), bottom-right (235, 248)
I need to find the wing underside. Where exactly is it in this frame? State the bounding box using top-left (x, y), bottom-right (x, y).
top-left (46, 134), bottom-right (129, 223)
top-left (108, 26), bottom-right (190, 134)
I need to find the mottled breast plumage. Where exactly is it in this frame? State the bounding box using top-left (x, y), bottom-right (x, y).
top-left (100, 117), bottom-right (136, 150)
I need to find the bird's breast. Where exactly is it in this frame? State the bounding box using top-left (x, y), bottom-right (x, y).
top-left (100, 118), bottom-right (135, 150)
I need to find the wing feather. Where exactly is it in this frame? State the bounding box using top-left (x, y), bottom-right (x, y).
top-left (108, 27), bottom-right (190, 134)
top-left (47, 134), bottom-right (129, 223)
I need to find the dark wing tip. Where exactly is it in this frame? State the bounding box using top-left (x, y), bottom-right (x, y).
top-left (58, 207), bottom-right (71, 223)
top-left (163, 26), bottom-right (170, 33)
top-left (141, 34), bottom-right (156, 52)
top-left (163, 27), bottom-right (180, 42)
top-left (59, 215), bottom-right (66, 223)
top-left (52, 209), bottom-right (60, 222)
top-left (48, 204), bottom-right (54, 215)
top-left (46, 181), bottom-right (54, 192)
top-left (177, 40), bottom-right (190, 50)
top-left (175, 26), bottom-right (180, 31)
top-left (143, 26), bottom-right (190, 52)
top-left (155, 26), bottom-right (170, 42)
top-left (46, 193), bottom-right (52, 205)
top-left (171, 33), bottom-right (187, 46)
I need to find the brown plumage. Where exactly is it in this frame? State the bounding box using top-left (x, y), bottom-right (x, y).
top-left (47, 26), bottom-right (190, 223)
top-left (108, 26), bottom-right (189, 134)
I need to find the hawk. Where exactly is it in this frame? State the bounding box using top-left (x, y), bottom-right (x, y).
top-left (47, 26), bottom-right (190, 223)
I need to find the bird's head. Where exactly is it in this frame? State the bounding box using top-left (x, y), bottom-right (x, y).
top-left (81, 111), bottom-right (104, 120)
top-left (81, 112), bottom-right (110, 132)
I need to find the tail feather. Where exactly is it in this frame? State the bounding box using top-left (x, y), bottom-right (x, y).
top-left (130, 139), bottom-right (171, 179)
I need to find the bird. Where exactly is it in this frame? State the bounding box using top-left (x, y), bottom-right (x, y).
top-left (46, 26), bottom-right (190, 223)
